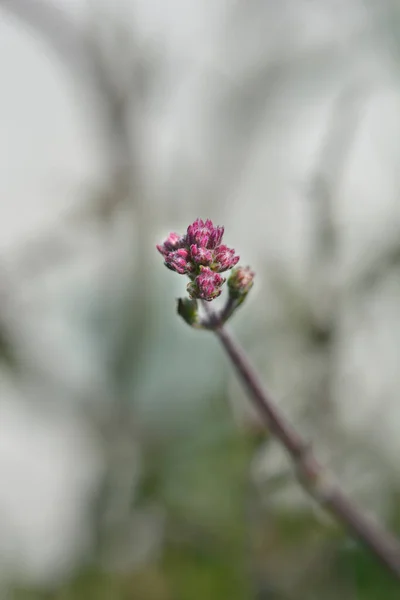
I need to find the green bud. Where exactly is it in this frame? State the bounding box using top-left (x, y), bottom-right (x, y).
top-left (177, 297), bottom-right (200, 327)
top-left (228, 266), bottom-right (255, 304)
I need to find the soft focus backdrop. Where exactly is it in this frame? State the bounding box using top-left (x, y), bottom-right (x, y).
top-left (1, 1), bottom-right (400, 598)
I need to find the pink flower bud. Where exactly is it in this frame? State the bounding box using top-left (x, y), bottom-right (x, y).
top-left (187, 266), bottom-right (226, 301)
top-left (228, 266), bottom-right (255, 299)
top-left (186, 218), bottom-right (224, 249)
top-left (212, 245), bottom-right (240, 272)
top-left (190, 244), bottom-right (213, 265)
top-left (156, 232), bottom-right (185, 257)
top-left (165, 248), bottom-right (194, 275)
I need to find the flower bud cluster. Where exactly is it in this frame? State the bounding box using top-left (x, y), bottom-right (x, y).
top-left (157, 218), bottom-right (240, 301)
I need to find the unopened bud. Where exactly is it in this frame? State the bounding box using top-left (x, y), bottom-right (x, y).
top-left (228, 266), bottom-right (255, 303)
top-left (177, 297), bottom-right (200, 327)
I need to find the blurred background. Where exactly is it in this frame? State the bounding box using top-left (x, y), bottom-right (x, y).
top-left (1, 1), bottom-right (400, 598)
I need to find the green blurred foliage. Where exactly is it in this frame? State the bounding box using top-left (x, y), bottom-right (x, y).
top-left (8, 392), bottom-right (400, 599)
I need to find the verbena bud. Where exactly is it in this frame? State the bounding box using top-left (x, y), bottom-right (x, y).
top-left (187, 267), bottom-right (225, 301)
top-left (228, 266), bottom-right (255, 301)
top-left (177, 297), bottom-right (200, 327)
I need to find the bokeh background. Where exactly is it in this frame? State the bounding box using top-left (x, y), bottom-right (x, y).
top-left (1, 1), bottom-right (400, 598)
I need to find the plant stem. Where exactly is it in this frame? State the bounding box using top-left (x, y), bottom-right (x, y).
top-left (204, 304), bottom-right (400, 580)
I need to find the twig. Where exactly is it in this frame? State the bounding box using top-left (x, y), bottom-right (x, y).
top-left (202, 302), bottom-right (400, 581)
top-left (0, 0), bottom-right (88, 79)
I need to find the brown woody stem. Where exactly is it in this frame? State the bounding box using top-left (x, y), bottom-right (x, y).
top-left (202, 303), bottom-right (400, 580)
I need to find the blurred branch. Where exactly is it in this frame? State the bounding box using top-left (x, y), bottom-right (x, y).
top-left (0, 323), bottom-right (15, 368)
top-left (351, 233), bottom-right (400, 293)
top-left (0, 0), bottom-right (89, 78)
top-left (0, 275), bottom-right (19, 369)
top-left (0, 0), bottom-right (155, 216)
top-left (302, 84), bottom-right (368, 426)
top-left (0, 0), bottom-right (153, 349)
top-left (309, 86), bottom-right (363, 299)
top-left (307, 81), bottom-right (400, 302)
top-left (0, 1), bottom-right (158, 555)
